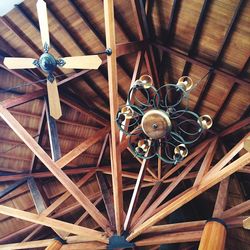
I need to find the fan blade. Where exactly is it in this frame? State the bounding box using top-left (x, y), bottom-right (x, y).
top-left (59, 55), bottom-right (102, 69)
top-left (47, 78), bottom-right (62, 120)
top-left (3, 57), bottom-right (37, 69)
top-left (36, 0), bottom-right (50, 50)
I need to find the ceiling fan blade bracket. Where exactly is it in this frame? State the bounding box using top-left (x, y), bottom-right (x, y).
top-left (48, 74), bottom-right (55, 83)
top-left (44, 42), bottom-right (49, 53)
top-left (57, 58), bottom-right (66, 67)
top-left (33, 59), bottom-right (40, 68)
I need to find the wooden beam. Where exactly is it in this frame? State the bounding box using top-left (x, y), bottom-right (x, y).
top-left (0, 239), bottom-right (53, 250)
top-left (60, 242), bottom-right (107, 250)
top-left (219, 117), bottom-right (250, 137)
top-left (135, 231), bottom-right (202, 246)
top-left (29, 102), bottom-right (46, 173)
top-left (212, 177), bottom-right (230, 218)
top-left (120, 50), bottom-right (145, 141)
top-left (130, 182), bottom-right (162, 229)
top-left (194, 0), bottom-right (246, 113)
top-left (126, 151), bottom-right (250, 241)
top-left (0, 178), bottom-right (27, 199)
top-left (193, 138), bottom-right (218, 186)
top-left (198, 220), bottom-right (226, 250)
top-left (133, 151), bottom-right (206, 229)
top-left (0, 105), bottom-right (110, 232)
top-left (144, 216), bottom-right (247, 234)
top-left (45, 98), bottom-right (61, 161)
top-left (131, 0), bottom-right (159, 85)
top-left (56, 126), bottom-right (110, 169)
top-left (181, 0), bottom-right (210, 76)
top-left (27, 177), bottom-right (47, 213)
top-left (45, 239), bottom-right (63, 250)
top-left (221, 200), bottom-right (250, 219)
top-left (96, 134), bottom-right (116, 229)
top-left (104, 0), bottom-right (123, 235)
top-left (204, 133), bottom-right (250, 178)
top-left (153, 42), bottom-right (249, 87)
top-left (0, 205), bottom-right (108, 243)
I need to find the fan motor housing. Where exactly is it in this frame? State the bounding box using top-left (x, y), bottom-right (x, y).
top-left (38, 53), bottom-right (57, 73)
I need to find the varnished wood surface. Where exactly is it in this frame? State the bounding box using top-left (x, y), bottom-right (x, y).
top-left (198, 221), bottom-right (226, 250)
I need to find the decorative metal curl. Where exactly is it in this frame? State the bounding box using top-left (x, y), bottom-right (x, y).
top-left (116, 75), bottom-right (213, 164)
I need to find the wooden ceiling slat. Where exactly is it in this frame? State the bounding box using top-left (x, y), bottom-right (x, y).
top-left (181, 0), bottom-right (211, 76)
top-left (213, 57), bottom-right (250, 126)
top-left (194, 0), bottom-right (246, 113)
top-left (46, 2), bottom-right (110, 106)
top-left (68, 0), bottom-right (130, 102)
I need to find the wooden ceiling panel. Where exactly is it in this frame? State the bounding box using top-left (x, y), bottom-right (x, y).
top-left (218, 84), bottom-right (249, 126)
top-left (219, 2), bottom-right (250, 74)
top-left (151, 0), bottom-right (174, 41)
top-left (195, 0), bottom-right (240, 64)
top-left (172, 0), bottom-right (204, 52)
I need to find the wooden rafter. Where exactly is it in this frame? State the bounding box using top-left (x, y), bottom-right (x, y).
top-left (0, 205), bottom-right (108, 243)
top-left (103, 0), bottom-right (123, 235)
top-left (0, 105), bottom-right (110, 232)
top-left (127, 143), bottom-right (250, 241)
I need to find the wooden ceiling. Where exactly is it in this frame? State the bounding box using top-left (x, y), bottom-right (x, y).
top-left (0, 0), bottom-right (249, 249)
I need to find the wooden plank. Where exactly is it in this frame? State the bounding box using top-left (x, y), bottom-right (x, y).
top-left (161, 138), bottom-right (213, 181)
top-left (0, 105), bottom-right (110, 232)
top-left (193, 138), bottom-right (218, 187)
top-left (133, 151), bottom-right (206, 229)
top-left (212, 177), bottom-right (230, 218)
top-left (120, 50), bottom-right (145, 141)
top-left (131, 0), bottom-right (159, 85)
top-left (27, 177), bottom-right (47, 213)
top-left (45, 240), bottom-right (63, 250)
top-left (0, 239), bottom-right (53, 250)
top-left (219, 117), bottom-right (250, 137)
top-left (194, 0), bottom-right (246, 113)
top-left (45, 97), bottom-right (61, 161)
top-left (29, 103), bottom-right (46, 173)
top-left (56, 126), bottom-right (110, 169)
top-left (221, 200), bottom-right (250, 219)
top-left (126, 152), bottom-right (250, 241)
top-left (131, 182), bottom-right (162, 228)
top-left (0, 178), bottom-right (27, 199)
top-left (153, 42), bottom-right (249, 87)
top-left (198, 221), bottom-right (226, 250)
top-left (104, 0), bottom-right (123, 235)
top-left (204, 133), bottom-right (250, 179)
top-left (0, 205), bottom-right (108, 243)
top-left (135, 231), bottom-right (202, 246)
top-left (60, 242), bottom-right (107, 250)
top-left (181, 0), bottom-right (210, 76)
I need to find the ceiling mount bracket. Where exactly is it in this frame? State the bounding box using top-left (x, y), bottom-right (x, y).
top-left (108, 233), bottom-right (135, 249)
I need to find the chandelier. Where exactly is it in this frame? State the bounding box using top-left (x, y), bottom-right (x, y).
top-left (116, 75), bottom-right (213, 164)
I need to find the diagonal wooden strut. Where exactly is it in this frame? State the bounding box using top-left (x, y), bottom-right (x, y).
top-left (127, 145), bottom-right (250, 241)
top-left (0, 105), bottom-right (110, 233)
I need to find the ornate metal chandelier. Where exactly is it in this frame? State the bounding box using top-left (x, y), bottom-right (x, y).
top-left (116, 75), bottom-right (213, 164)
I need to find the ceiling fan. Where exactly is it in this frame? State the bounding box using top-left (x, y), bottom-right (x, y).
top-left (3, 0), bottom-right (102, 119)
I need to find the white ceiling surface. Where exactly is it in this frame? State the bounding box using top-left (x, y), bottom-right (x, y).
top-left (0, 0), bottom-right (24, 16)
